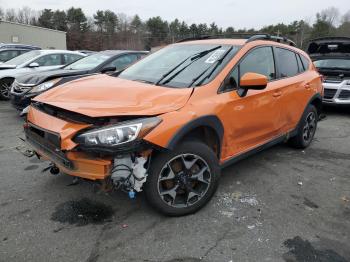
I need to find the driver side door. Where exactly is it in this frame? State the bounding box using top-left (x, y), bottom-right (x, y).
top-left (218, 46), bottom-right (285, 160)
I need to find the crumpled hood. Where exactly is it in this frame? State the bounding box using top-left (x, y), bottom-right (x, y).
top-left (17, 69), bottom-right (89, 85)
top-left (34, 74), bottom-right (193, 117)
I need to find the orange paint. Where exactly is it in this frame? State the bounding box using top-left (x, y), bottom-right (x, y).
top-left (26, 39), bottom-right (322, 180)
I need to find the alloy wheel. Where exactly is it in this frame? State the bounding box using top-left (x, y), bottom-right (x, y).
top-left (302, 111), bottom-right (316, 143)
top-left (0, 81), bottom-right (11, 99)
top-left (157, 153), bottom-right (212, 208)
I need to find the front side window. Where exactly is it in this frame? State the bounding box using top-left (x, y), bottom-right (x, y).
top-left (275, 48), bottom-right (299, 78)
top-left (223, 46), bottom-right (275, 92)
top-left (240, 47), bottom-right (276, 80)
top-left (64, 54), bottom-right (83, 64)
top-left (4, 50), bottom-right (41, 66)
top-left (34, 54), bottom-right (62, 66)
top-left (106, 54), bottom-right (139, 70)
top-left (119, 44), bottom-right (240, 88)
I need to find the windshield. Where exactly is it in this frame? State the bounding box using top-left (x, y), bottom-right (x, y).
top-left (64, 53), bottom-right (112, 70)
top-left (119, 44), bottom-right (240, 88)
top-left (4, 50), bottom-right (41, 66)
top-left (314, 59), bottom-right (350, 69)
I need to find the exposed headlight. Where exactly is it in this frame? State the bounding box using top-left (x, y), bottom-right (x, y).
top-left (29, 78), bottom-right (61, 93)
top-left (75, 117), bottom-right (162, 147)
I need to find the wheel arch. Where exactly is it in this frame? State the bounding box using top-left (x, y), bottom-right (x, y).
top-left (166, 115), bottom-right (224, 158)
top-left (309, 93), bottom-right (322, 116)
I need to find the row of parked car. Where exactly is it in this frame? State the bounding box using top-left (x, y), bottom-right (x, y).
top-left (0, 45), bottom-right (148, 107)
top-left (1, 36), bottom-right (349, 216)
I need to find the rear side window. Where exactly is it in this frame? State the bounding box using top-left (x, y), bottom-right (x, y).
top-left (275, 48), bottom-right (299, 78)
top-left (300, 55), bottom-right (310, 70)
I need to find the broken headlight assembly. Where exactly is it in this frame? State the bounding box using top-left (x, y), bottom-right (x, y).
top-left (29, 78), bottom-right (62, 94)
top-left (74, 117), bottom-right (162, 150)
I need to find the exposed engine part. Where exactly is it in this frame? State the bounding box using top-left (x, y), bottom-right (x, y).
top-left (111, 155), bottom-right (148, 194)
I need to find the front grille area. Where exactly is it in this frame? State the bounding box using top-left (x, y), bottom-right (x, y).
top-left (338, 90), bottom-right (350, 100)
top-left (324, 78), bottom-right (342, 84)
top-left (323, 88), bottom-right (337, 99)
top-left (25, 124), bottom-right (73, 169)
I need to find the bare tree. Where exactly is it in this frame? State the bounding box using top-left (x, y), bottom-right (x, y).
top-left (5, 8), bottom-right (16, 22)
top-left (341, 10), bottom-right (350, 23)
top-left (0, 8), bottom-right (4, 20)
top-left (320, 7), bottom-right (340, 26)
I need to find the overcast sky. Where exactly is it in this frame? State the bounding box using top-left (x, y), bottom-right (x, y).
top-left (1, 0), bottom-right (349, 29)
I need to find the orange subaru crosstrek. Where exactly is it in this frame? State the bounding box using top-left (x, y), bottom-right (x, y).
top-left (25, 35), bottom-right (323, 216)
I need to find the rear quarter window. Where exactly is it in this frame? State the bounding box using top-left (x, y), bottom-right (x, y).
top-left (300, 55), bottom-right (310, 70)
top-left (275, 48), bottom-right (299, 78)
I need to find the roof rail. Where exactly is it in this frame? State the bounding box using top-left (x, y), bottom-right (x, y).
top-left (246, 34), bottom-right (296, 47)
top-left (176, 33), bottom-right (269, 43)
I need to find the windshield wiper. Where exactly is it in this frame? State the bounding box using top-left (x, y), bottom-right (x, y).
top-left (155, 46), bottom-right (222, 86)
top-left (189, 46), bottom-right (234, 87)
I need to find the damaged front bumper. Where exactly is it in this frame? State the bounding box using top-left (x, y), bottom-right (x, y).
top-left (25, 123), bottom-right (113, 180)
top-left (24, 106), bottom-right (160, 186)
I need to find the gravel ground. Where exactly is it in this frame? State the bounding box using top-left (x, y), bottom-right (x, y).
top-left (0, 101), bottom-right (349, 262)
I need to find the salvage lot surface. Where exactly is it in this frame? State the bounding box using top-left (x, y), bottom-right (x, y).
top-left (0, 101), bottom-right (349, 262)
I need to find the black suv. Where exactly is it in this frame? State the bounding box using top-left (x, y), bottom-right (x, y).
top-left (0, 44), bottom-right (41, 63)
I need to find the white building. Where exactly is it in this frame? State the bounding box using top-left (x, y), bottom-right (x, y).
top-left (0, 20), bottom-right (66, 49)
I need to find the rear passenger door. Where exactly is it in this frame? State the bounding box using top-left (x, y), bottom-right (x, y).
top-left (273, 47), bottom-right (312, 132)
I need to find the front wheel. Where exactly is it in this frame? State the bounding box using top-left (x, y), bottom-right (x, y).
top-left (144, 141), bottom-right (221, 216)
top-left (288, 104), bottom-right (318, 149)
top-left (0, 78), bottom-right (13, 100)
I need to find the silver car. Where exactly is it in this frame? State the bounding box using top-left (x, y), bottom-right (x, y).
top-left (0, 50), bottom-right (85, 100)
top-left (308, 37), bottom-right (350, 105)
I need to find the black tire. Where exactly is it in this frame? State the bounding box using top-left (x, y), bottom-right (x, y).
top-left (0, 78), bottom-right (13, 100)
top-left (288, 104), bottom-right (318, 149)
top-left (144, 141), bottom-right (221, 216)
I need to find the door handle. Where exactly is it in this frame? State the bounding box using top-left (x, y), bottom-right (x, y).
top-left (273, 91), bottom-right (282, 97)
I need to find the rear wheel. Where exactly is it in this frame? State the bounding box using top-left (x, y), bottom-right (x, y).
top-left (144, 141), bottom-right (220, 216)
top-left (0, 78), bottom-right (13, 100)
top-left (288, 104), bottom-right (318, 149)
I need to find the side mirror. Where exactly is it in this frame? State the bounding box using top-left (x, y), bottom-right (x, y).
top-left (237, 72), bottom-right (268, 97)
top-left (28, 62), bottom-right (39, 68)
top-left (101, 66), bottom-right (116, 74)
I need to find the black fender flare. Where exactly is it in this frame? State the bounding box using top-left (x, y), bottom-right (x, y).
top-left (166, 115), bottom-right (224, 155)
top-left (290, 92), bottom-right (322, 137)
